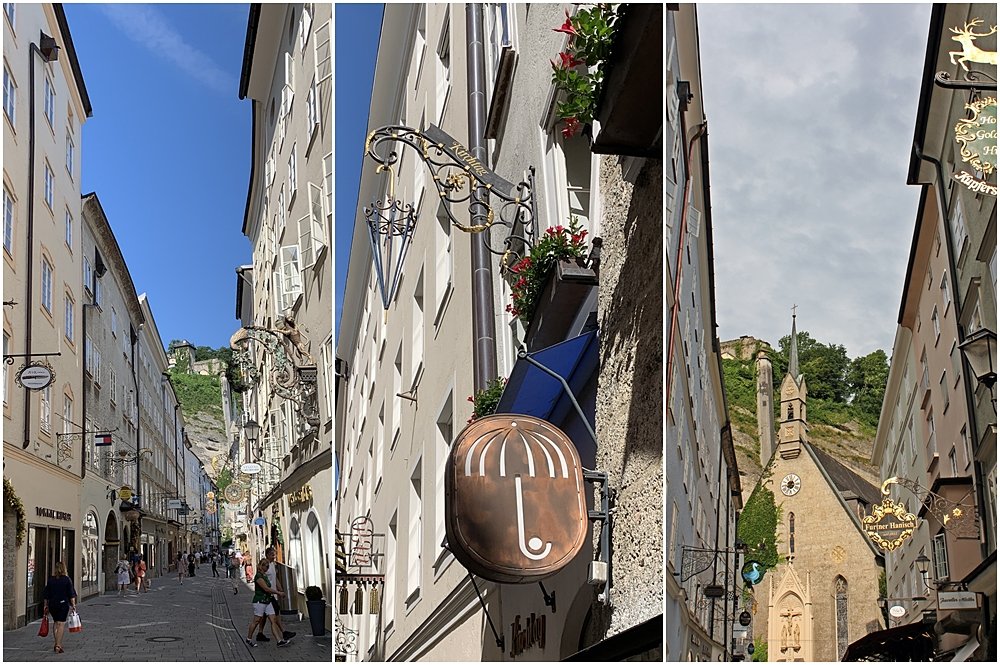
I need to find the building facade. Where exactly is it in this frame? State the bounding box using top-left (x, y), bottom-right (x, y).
top-left (337, 3), bottom-right (664, 661)
top-left (2, 2), bottom-right (92, 630)
top-left (664, 5), bottom-right (743, 662)
top-left (235, 1), bottom-right (334, 624)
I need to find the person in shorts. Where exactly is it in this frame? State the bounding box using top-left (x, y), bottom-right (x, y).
top-left (245, 558), bottom-right (288, 648)
top-left (254, 547), bottom-right (295, 643)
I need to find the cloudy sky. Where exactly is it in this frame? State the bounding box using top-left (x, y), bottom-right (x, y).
top-left (698, 3), bottom-right (932, 359)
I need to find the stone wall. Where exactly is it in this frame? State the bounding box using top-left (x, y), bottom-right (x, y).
top-left (3, 504), bottom-right (16, 629)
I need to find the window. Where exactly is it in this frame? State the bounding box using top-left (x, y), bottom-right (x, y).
top-left (434, 202), bottom-right (452, 319)
top-left (949, 197), bottom-right (967, 258)
top-left (65, 133), bottom-right (74, 179)
top-left (940, 370), bottom-right (949, 412)
top-left (483, 3), bottom-right (514, 105)
top-left (940, 272), bottom-right (950, 311)
top-left (435, 11), bottom-right (451, 124)
top-left (64, 294), bottom-right (73, 342)
top-left (324, 153), bottom-right (333, 226)
top-left (298, 4), bottom-right (312, 49)
top-left (306, 76), bottom-right (320, 135)
top-left (279, 245), bottom-right (302, 309)
top-left (932, 533), bottom-right (949, 581)
top-left (83, 256), bottom-right (92, 294)
top-left (3, 64), bottom-right (14, 127)
top-left (43, 76), bottom-right (55, 128)
top-left (931, 306), bottom-right (940, 342)
top-left (435, 392), bottom-right (453, 564)
top-left (3, 184), bottom-right (13, 254)
top-left (288, 144), bottom-right (298, 200)
top-left (40, 385), bottom-right (51, 433)
top-left (411, 268), bottom-right (424, 384)
top-left (62, 395), bottom-right (72, 436)
top-left (298, 183), bottom-right (327, 269)
top-left (64, 208), bottom-right (72, 249)
top-left (4, 3), bottom-right (14, 30)
top-left (949, 446), bottom-right (958, 476)
top-left (406, 459), bottom-right (422, 602)
top-left (835, 577), bottom-right (849, 660)
top-left (391, 347), bottom-right (402, 451)
top-left (111, 307), bottom-right (117, 337)
top-left (789, 512), bottom-right (796, 554)
top-left (285, 52), bottom-right (295, 92)
top-left (926, 410), bottom-right (936, 456)
top-left (44, 163), bottom-right (54, 210)
top-left (409, 5), bottom-right (426, 90)
top-left (385, 511), bottom-right (397, 630)
top-left (41, 258), bottom-right (53, 312)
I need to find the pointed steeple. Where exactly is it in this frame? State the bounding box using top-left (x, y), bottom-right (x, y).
top-left (789, 306), bottom-right (800, 381)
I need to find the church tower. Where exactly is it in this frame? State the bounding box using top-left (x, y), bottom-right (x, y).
top-left (777, 313), bottom-right (807, 459)
top-left (757, 350), bottom-right (776, 467)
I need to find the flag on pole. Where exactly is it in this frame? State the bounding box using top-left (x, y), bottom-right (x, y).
top-left (95, 433), bottom-right (113, 446)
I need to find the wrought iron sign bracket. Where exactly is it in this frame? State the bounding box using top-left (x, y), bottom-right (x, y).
top-left (468, 574), bottom-right (505, 652)
top-left (538, 581), bottom-right (557, 614)
top-left (4, 351), bottom-right (61, 364)
top-left (584, 469), bottom-right (615, 605)
top-left (881, 476), bottom-right (980, 538)
top-left (935, 69), bottom-right (997, 91)
top-left (364, 124), bottom-right (539, 309)
top-left (674, 546), bottom-right (745, 584)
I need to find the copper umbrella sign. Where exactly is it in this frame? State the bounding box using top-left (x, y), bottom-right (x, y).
top-left (445, 414), bottom-right (588, 584)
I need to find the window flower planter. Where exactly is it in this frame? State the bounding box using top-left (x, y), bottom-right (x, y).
top-left (524, 259), bottom-right (599, 352)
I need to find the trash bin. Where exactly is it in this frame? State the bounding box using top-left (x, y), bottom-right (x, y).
top-left (274, 562), bottom-right (298, 616)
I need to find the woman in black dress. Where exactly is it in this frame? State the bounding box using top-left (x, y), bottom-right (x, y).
top-left (42, 561), bottom-right (77, 654)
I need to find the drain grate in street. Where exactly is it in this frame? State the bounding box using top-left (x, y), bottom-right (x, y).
top-left (145, 636), bottom-right (183, 643)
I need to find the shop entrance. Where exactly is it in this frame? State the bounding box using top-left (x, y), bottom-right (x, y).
top-left (26, 525), bottom-right (75, 623)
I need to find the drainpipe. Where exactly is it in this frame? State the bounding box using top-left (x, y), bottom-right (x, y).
top-left (130, 324), bottom-right (142, 549)
top-left (23, 35), bottom-right (61, 448)
top-left (913, 146), bottom-right (987, 561)
top-left (465, 3), bottom-right (497, 391)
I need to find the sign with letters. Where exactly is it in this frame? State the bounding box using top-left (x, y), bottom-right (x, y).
top-left (16, 363), bottom-right (54, 390)
top-left (445, 414), bottom-right (587, 584)
top-left (937, 590), bottom-right (978, 611)
top-left (953, 97), bottom-right (997, 197)
top-left (863, 497), bottom-right (917, 551)
top-left (424, 125), bottom-right (517, 196)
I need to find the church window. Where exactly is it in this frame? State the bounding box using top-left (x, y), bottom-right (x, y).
top-left (835, 576), bottom-right (848, 660)
top-left (787, 403), bottom-right (794, 420)
top-left (788, 512), bottom-right (795, 554)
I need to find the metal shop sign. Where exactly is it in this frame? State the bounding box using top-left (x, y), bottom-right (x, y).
top-left (509, 613), bottom-right (546, 658)
top-left (36, 507), bottom-right (71, 521)
top-left (445, 414), bottom-right (588, 584)
top-left (937, 590), bottom-right (979, 611)
top-left (862, 496), bottom-right (917, 551)
top-left (350, 516), bottom-right (374, 568)
top-left (953, 96), bottom-right (997, 196)
top-left (424, 124), bottom-right (517, 196)
top-left (15, 363), bottom-right (54, 390)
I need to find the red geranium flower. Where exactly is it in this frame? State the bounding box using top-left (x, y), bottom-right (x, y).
top-left (561, 117), bottom-right (581, 139)
top-left (553, 11), bottom-right (576, 37)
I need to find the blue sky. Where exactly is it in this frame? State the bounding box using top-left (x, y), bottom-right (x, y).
top-left (334, 3), bottom-right (383, 341)
top-left (64, 3), bottom-right (251, 350)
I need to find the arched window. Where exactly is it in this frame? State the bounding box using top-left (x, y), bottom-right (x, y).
top-left (787, 403), bottom-right (794, 420)
top-left (789, 513), bottom-right (796, 554)
top-left (835, 576), bottom-right (848, 660)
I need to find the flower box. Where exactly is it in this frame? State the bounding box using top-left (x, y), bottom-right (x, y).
top-left (524, 259), bottom-right (599, 353)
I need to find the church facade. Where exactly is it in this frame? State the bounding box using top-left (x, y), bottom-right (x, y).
top-left (750, 317), bottom-right (886, 662)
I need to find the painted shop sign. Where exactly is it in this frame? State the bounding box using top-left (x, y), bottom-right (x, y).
top-left (953, 97), bottom-right (997, 197)
top-left (862, 497), bottom-right (917, 551)
top-left (509, 613), bottom-right (546, 658)
top-left (36, 507), bottom-right (72, 521)
top-left (288, 485), bottom-right (313, 507)
top-left (445, 414), bottom-right (588, 584)
top-left (937, 590), bottom-right (978, 611)
top-left (15, 363), bottom-right (55, 390)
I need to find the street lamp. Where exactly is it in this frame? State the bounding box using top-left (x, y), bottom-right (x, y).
top-left (916, 553), bottom-right (933, 590)
top-left (244, 419), bottom-right (261, 446)
top-left (959, 328), bottom-right (996, 390)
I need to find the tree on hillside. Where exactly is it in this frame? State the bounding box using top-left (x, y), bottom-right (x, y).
top-left (774, 331), bottom-right (850, 402)
top-left (848, 349), bottom-right (889, 427)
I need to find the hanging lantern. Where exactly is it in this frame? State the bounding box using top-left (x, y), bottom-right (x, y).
top-left (338, 584), bottom-right (349, 615)
top-left (353, 583), bottom-right (364, 615)
top-left (369, 583), bottom-right (381, 615)
top-left (364, 169), bottom-right (417, 310)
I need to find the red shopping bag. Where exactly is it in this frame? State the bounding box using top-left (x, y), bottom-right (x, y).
top-left (67, 610), bottom-right (82, 633)
top-left (38, 615), bottom-right (49, 637)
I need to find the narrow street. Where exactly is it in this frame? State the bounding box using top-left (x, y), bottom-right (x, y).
top-left (2, 570), bottom-right (330, 662)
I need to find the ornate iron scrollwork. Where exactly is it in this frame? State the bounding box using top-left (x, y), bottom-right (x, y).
top-left (335, 617), bottom-right (358, 656)
top-left (676, 546), bottom-right (721, 583)
top-left (881, 476), bottom-right (981, 539)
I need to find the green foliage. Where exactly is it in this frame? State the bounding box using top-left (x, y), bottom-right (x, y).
top-left (775, 331), bottom-right (850, 402)
top-left (168, 370), bottom-right (223, 418)
top-left (215, 467), bottom-right (233, 495)
top-left (506, 217), bottom-right (589, 323)
top-left (752, 636), bottom-right (768, 662)
top-left (550, 5), bottom-right (619, 137)
top-left (467, 377), bottom-right (507, 425)
top-left (878, 569), bottom-right (887, 599)
top-left (848, 349), bottom-right (890, 427)
top-left (738, 471), bottom-right (781, 572)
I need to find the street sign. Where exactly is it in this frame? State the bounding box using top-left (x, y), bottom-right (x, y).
top-left (253, 517), bottom-right (266, 526)
top-left (94, 433), bottom-right (113, 446)
top-left (937, 591), bottom-right (978, 611)
top-left (167, 499), bottom-right (182, 510)
top-left (16, 363), bottom-right (54, 390)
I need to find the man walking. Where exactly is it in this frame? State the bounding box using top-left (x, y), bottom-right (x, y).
top-left (255, 547), bottom-right (295, 644)
top-left (211, 552), bottom-right (219, 577)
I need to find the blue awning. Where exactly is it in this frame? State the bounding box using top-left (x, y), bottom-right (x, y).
top-left (495, 330), bottom-right (599, 422)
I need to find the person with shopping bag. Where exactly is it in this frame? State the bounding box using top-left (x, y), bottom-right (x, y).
top-left (42, 561), bottom-right (77, 654)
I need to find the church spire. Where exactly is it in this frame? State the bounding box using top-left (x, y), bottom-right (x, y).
top-left (789, 306), bottom-right (800, 381)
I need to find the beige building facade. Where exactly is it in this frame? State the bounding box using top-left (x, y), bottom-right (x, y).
top-left (236, 1), bottom-right (333, 623)
top-left (2, 2), bottom-right (92, 630)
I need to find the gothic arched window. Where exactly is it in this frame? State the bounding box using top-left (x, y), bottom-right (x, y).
top-left (789, 513), bottom-right (796, 554)
top-left (835, 576), bottom-right (849, 660)
top-left (787, 403), bottom-right (794, 420)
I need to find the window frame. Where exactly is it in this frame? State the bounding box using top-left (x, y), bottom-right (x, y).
top-left (3, 183), bottom-right (13, 256)
top-left (43, 74), bottom-right (55, 129)
top-left (41, 256), bottom-right (53, 313)
top-left (3, 63), bottom-right (15, 128)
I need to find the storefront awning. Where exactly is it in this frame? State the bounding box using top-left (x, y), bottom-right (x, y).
top-left (843, 621), bottom-right (936, 661)
top-left (496, 330), bottom-right (598, 422)
top-left (951, 637), bottom-right (979, 662)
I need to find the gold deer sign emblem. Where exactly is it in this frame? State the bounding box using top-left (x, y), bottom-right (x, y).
top-left (949, 19), bottom-right (997, 71)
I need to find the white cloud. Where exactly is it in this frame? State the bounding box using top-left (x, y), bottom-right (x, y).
top-left (100, 4), bottom-right (231, 94)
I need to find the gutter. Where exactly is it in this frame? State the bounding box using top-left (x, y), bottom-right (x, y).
top-left (53, 4), bottom-right (92, 117)
top-left (906, 5), bottom-right (947, 185)
top-left (237, 4), bottom-right (261, 100)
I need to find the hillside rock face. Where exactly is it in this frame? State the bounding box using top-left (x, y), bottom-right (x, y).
top-left (184, 410), bottom-right (230, 473)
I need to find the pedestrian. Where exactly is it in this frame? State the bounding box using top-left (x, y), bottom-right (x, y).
top-left (115, 556), bottom-right (131, 596)
top-left (255, 547), bottom-right (295, 644)
top-left (224, 552), bottom-right (233, 579)
top-left (134, 554), bottom-right (148, 593)
top-left (187, 552), bottom-right (196, 578)
top-left (230, 551), bottom-right (241, 595)
top-left (211, 552), bottom-right (219, 577)
top-left (42, 561), bottom-right (77, 654)
top-left (245, 558), bottom-right (289, 648)
top-left (176, 553), bottom-right (184, 584)
top-left (244, 553), bottom-right (253, 583)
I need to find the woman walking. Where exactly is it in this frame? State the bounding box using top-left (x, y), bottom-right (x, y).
top-left (187, 552), bottom-right (196, 578)
top-left (245, 558), bottom-right (288, 648)
top-left (134, 554), bottom-right (148, 593)
top-left (42, 561), bottom-right (77, 654)
top-left (115, 556), bottom-right (131, 596)
top-left (176, 553), bottom-right (184, 584)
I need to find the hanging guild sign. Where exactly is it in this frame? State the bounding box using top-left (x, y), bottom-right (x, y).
top-left (741, 560), bottom-right (765, 586)
top-left (445, 414), bottom-right (588, 584)
top-left (953, 96), bottom-right (997, 196)
top-left (15, 363), bottom-right (55, 390)
top-left (862, 495), bottom-right (917, 551)
top-left (118, 485), bottom-right (133, 501)
top-left (423, 124), bottom-right (517, 196)
top-left (350, 516), bottom-right (375, 568)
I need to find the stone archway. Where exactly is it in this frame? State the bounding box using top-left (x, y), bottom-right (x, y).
top-left (103, 512), bottom-right (121, 592)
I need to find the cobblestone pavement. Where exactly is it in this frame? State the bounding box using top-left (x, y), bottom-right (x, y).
top-left (2, 570), bottom-right (331, 662)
